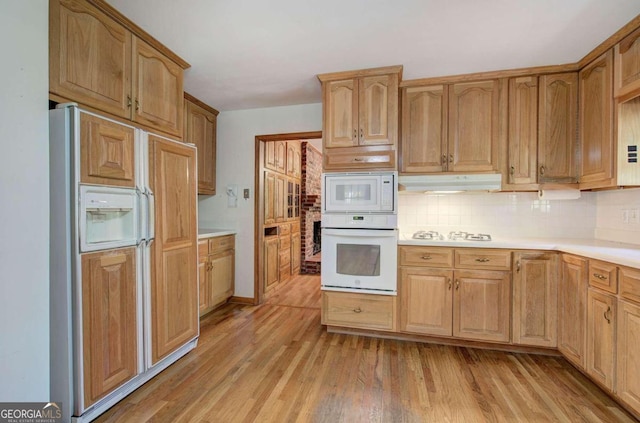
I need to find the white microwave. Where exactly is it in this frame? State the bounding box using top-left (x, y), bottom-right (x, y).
top-left (322, 171), bottom-right (397, 214)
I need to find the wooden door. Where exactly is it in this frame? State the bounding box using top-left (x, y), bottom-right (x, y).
top-left (324, 79), bottom-right (359, 148)
top-left (275, 175), bottom-right (286, 223)
top-left (198, 241), bottom-right (209, 315)
top-left (264, 236), bottom-right (280, 290)
top-left (538, 73), bottom-right (578, 183)
top-left (579, 51), bottom-right (614, 186)
top-left (448, 80), bottom-right (505, 172)
top-left (617, 300), bottom-right (640, 415)
top-left (264, 172), bottom-right (276, 225)
top-left (80, 112), bottom-right (136, 187)
top-left (586, 288), bottom-right (616, 390)
top-left (132, 37), bottom-right (184, 137)
top-left (453, 269), bottom-right (511, 343)
top-left (50, 0), bottom-right (132, 119)
top-left (149, 136), bottom-right (198, 364)
top-left (512, 252), bottom-right (558, 347)
top-left (399, 267), bottom-right (453, 337)
top-left (558, 254), bottom-right (588, 368)
top-left (507, 76), bottom-right (538, 187)
top-left (186, 100), bottom-right (216, 194)
top-left (401, 85), bottom-right (448, 173)
top-left (615, 26), bottom-right (640, 97)
top-left (81, 247), bottom-right (138, 407)
top-left (209, 249), bottom-right (234, 308)
top-left (359, 75), bottom-right (397, 146)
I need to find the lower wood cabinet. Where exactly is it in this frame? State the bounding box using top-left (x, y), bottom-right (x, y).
top-left (399, 267), bottom-right (453, 336)
top-left (617, 299), bottom-right (640, 414)
top-left (512, 252), bottom-right (558, 347)
top-left (198, 235), bottom-right (235, 316)
top-left (558, 254), bottom-right (588, 368)
top-left (322, 291), bottom-right (396, 332)
top-left (264, 235), bottom-right (279, 290)
top-left (586, 287), bottom-right (616, 390)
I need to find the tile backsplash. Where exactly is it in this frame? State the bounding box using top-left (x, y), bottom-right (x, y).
top-left (398, 191), bottom-right (597, 239)
top-left (595, 188), bottom-right (640, 245)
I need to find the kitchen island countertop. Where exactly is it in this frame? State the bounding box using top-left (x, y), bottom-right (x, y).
top-left (198, 228), bottom-right (236, 239)
top-left (399, 235), bottom-right (640, 269)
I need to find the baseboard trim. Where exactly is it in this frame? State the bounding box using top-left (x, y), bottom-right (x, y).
top-left (229, 296), bottom-right (256, 305)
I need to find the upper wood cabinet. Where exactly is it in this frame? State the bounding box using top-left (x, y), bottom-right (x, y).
top-left (448, 79), bottom-right (506, 173)
top-left (286, 141), bottom-right (301, 178)
top-left (50, 0), bottom-right (188, 138)
top-left (319, 66), bottom-right (401, 171)
top-left (184, 94), bottom-right (219, 195)
top-left (558, 254), bottom-right (588, 369)
top-left (538, 73), bottom-right (578, 184)
top-left (506, 76), bottom-right (538, 187)
top-left (615, 26), bottom-right (640, 98)
top-left (579, 51), bottom-right (614, 188)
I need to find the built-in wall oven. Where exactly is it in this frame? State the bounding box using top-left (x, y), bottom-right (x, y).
top-left (321, 171), bottom-right (398, 295)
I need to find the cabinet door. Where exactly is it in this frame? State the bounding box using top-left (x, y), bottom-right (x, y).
top-left (292, 143), bottom-right (302, 178)
top-left (400, 268), bottom-right (453, 337)
top-left (586, 288), bottom-right (616, 390)
top-left (149, 136), bottom-right (198, 364)
top-left (324, 79), bottom-right (359, 148)
top-left (264, 172), bottom-right (276, 225)
top-left (617, 300), bottom-right (640, 415)
top-left (81, 247), bottom-right (138, 407)
top-left (359, 75), bottom-right (397, 146)
top-left (50, 0), bottom-right (132, 119)
top-left (615, 26), bottom-right (640, 97)
top-left (264, 236), bottom-right (280, 290)
top-left (453, 270), bottom-right (511, 343)
top-left (132, 37), bottom-right (184, 137)
top-left (264, 142), bottom-right (277, 171)
top-left (448, 80), bottom-right (505, 172)
top-left (186, 100), bottom-right (216, 194)
top-left (275, 141), bottom-right (287, 174)
top-left (198, 241), bottom-right (209, 316)
top-left (291, 231), bottom-right (301, 275)
top-left (538, 73), bottom-right (578, 183)
top-left (401, 85), bottom-right (447, 173)
top-left (513, 252), bottom-right (558, 347)
top-left (507, 76), bottom-right (538, 187)
top-left (558, 254), bottom-right (588, 368)
top-left (579, 51), bottom-right (614, 187)
top-left (80, 112), bottom-right (136, 187)
top-left (275, 175), bottom-right (286, 223)
top-left (286, 142), bottom-right (295, 176)
top-left (209, 249), bottom-right (234, 308)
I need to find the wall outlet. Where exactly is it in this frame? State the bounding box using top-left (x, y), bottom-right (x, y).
top-left (630, 208), bottom-right (639, 224)
top-left (243, 188), bottom-right (250, 199)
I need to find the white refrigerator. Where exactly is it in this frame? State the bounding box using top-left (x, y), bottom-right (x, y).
top-left (50, 104), bottom-right (199, 422)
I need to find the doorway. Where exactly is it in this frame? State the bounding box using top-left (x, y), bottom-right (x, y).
top-left (254, 131), bottom-right (322, 305)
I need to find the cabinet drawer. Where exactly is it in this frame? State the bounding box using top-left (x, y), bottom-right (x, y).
top-left (321, 291), bottom-right (396, 331)
top-left (455, 249), bottom-right (511, 270)
top-left (324, 145), bottom-right (395, 171)
top-left (589, 260), bottom-right (618, 293)
top-left (620, 266), bottom-right (640, 304)
top-left (209, 235), bottom-right (234, 253)
top-left (279, 223), bottom-right (291, 236)
top-left (399, 246), bottom-right (454, 268)
top-left (198, 240), bottom-right (209, 258)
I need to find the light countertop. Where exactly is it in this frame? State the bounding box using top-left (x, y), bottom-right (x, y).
top-left (198, 228), bottom-right (236, 239)
top-left (398, 234), bottom-right (640, 269)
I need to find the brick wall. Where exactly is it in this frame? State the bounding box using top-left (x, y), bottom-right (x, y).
top-left (301, 142), bottom-right (322, 274)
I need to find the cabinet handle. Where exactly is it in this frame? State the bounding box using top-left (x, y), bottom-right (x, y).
top-left (455, 279), bottom-right (460, 290)
top-left (448, 278), bottom-right (452, 290)
top-left (421, 255), bottom-right (432, 260)
top-left (539, 165), bottom-right (546, 176)
top-left (353, 307), bottom-right (362, 313)
top-left (135, 99), bottom-right (140, 111)
top-left (360, 128), bottom-right (363, 139)
top-left (449, 154), bottom-right (453, 164)
top-left (604, 306), bottom-right (611, 324)
top-left (510, 166), bottom-right (515, 176)
top-left (127, 95), bottom-right (132, 108)
top-left (353, 129), bottom-right (357, 139)
top-left (475, 258), bottom-right (490, 263)
top-left (353, 158), bottom-right (364, 162)
top-left (593, 273), bottom-right (607, 280)
top-left (441, 154), bottom-right (447, 165)
top-left (516, 260), bottom-right (520, 273)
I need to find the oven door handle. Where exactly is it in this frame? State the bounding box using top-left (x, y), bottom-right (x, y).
top-left (322, 228), bottom-right (398, 238)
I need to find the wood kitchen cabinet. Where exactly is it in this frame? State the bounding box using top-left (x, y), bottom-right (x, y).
top-left (264, 141), bottom-right (287, 174)
top-left (586, 287), bottom-right (616, 391)
top-left (512, 251), bottom-right (558, 348)
top-left (506, 76), bottom-right (538, 187)
top-left (198, 235), bottom-right (235, 317)
top-left (184, 93), bottom-right (218, 195)
top-left (279, 224), bottom-right (292, 283)
top-left (400, 267), bottom-right (453, 336)
top-left (50, 0), bottom-right (187, 138)
top-left (81, 247), bottom-right (138, 407)
top-left (322, 291), bottom-right (397, 332)
top-left (579, 50), bottom-right (614, 189)
top-left (148, 135), bottom-right (198, 364)
top-left (286, 141), bottom-right (301, 178)
top-left (319, 66), bottom-right (401, 171)
top-left (290, 221), bottom-right (301, 276)
top-left (275, 175), bottom-right (286, 223)
top-left (558, 254), bottom-right (588, 369)
top-left (615, 26), bottom-right (640, 98)
top-left (617, 299), bottom-right (640, 415)
top-left (264, 235), bottom-right (280, 290)
top-left (264, 172), bottom-right (276, 225)
top-left (80, 112), bottom-right (136, 187)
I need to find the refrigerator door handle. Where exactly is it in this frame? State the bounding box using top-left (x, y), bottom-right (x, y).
top-left (146, 189), bottom-right (155, 244)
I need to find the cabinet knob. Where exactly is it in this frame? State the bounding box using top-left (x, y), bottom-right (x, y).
top-left (353, 129), bottom-right (357, 139)
top-left (455, 279), bottom-right (460, 290)
top-left (421, 255), bottom-right (432, 260)
top-left (449, 154), bottom-right (453, 164)
top-left (127, 95), bottom-right (132, 108)
top-left (353, 306), bottom-right (362, 313)
top-left (510, 166), bottom-right (515, 176)
top-left (516, 260), bottom-right (521, 272)
top-left (475, 258), bottom-right (490, 263)
top-left (448, 278), bottom-right (452, 290)
top-left (360, 128), bottom-right (363, 139)
top-left (539, 165), bottom-right (546, 176)
top-left (353, 158), bottom-right (364, 162)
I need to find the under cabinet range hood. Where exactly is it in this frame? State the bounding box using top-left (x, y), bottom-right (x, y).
top-left (398, 173), bottom-right (502, 192)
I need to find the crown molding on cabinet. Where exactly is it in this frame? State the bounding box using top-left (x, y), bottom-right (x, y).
top-left (317, 65), bottom-right (403, 82)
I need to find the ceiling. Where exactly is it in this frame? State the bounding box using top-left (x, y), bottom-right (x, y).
top-left (107, 0), bottom-right (640, 112)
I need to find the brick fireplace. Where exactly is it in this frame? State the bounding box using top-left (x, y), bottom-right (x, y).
top-left (301, 142), bottom-right (322, 274)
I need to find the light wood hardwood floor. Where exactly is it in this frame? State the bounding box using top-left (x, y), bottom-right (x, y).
top-left (95, 274), bottom-right (637, 422)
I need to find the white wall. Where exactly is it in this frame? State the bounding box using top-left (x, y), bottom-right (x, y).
top-left (399, 191), bottom-right (597, 239)
top-left (595, 188), bottom-right (640, 245)
top-left (198, 103), bottom-right (322, 298)
top-left (0, 1), bottom-right (49, 400)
